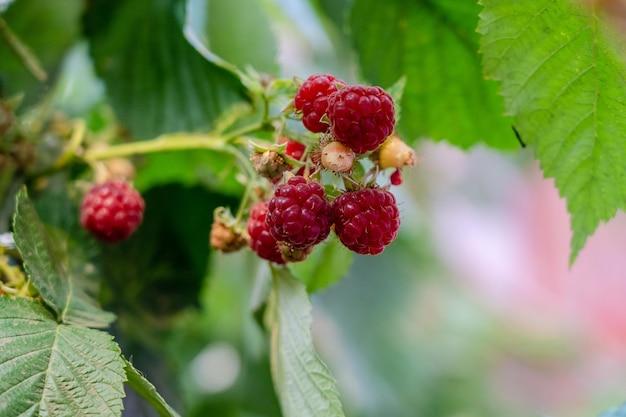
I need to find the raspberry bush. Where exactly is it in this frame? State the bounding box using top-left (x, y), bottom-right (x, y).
top-left (2, 1), bottom-right (625, 417)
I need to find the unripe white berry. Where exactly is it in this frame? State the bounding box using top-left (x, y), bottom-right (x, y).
top-left (378, 135), bottom-right (416, 169)
top-left (321, 141), bottom-right (355, 173)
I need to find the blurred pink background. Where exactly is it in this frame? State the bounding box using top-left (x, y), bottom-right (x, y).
top-left (411, 142), bottom-right (626, 416)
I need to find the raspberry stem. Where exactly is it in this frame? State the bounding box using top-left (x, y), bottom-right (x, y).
top-left (234, 181), bottom-right (254, 223)
top-left (51, 120), bottom-right (86, 170)
top-left (84, 129), bottom-right (260, 179)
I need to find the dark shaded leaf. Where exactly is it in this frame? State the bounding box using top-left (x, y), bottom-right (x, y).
top-left (0, 0), bottom-right (81, 101)
top-left (84, 0), bottom-right (248, 138)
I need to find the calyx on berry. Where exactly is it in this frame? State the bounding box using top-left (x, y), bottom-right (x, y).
top-left (278, 241), bottom-right (313, 263)
top-left (251, 150), bottom-right (290, 181)
top-left (210, 208), bottom-right (247, 253)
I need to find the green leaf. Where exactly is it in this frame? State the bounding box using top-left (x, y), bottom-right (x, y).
top-left (268, 267), bottom-right (346, 417)
top-left (124, 358), bottom-right (181, 417)
top-left (186, 0), bottom-right (278, 74)
top-left (349, 0), bottom-right (514, 149)
top-left (0, 297), bottom-right (126, 417)
top-left (134, 150), bottom-right (243, 196)
top-left (0, 0), bottom-right (82, 101)
top-left (385, 76), bottom-right (406, 125)
top-left (84, 0), bottom-right (248, 138)
top-left (290, 237), bottom-right (353, 293)
top-left (310, 0), bottom-right (352, 30)
top-left (478, 0), bottom-right (626, 262)
top-left (12, 187), bottom-right (115, 328)
top-left (100, 185), bottom-right (239, 316)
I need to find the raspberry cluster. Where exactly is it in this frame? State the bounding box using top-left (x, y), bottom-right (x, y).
top-left (249, 175), bottom-right (399, 263)
top-left (77, 73), bottom-right (411, 263)
top-left (235, 73), bottom-right (412, 263)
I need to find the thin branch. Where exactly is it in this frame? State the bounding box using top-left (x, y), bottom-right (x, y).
top-left (0, 17), bottom-right (47, 82)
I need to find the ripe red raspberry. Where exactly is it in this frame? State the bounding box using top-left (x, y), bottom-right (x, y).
top-left (267, 176), bottom-right (331, 248)
top-left (332, 188), bottom-right (400, 255)
top-left (247, 202), bottom-right (285, 264)
top-left (80, 181), bottom-right (145, 243)
top-left (285, 139), bottom-right (306, 160)
top-left (390, 169), bottom-right (403, 186)
top-left (327, 85), bottom-right (395, 154)
top-left (294, 74), bottom-right (344, 133)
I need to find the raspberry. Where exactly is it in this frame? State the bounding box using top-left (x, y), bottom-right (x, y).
top-left (285, 139), bottom-right (307, 177)
top-left (285, 139), bottom-right (306, 160)
top-left (327, 85), bottom-right (395, 154)
top-left (267, 176), bottom-right (331, 248)
top-left (378, 135), bottom-right (416, 169)
top-left (321, 141), bottom-right (355, 173)
top-left (332, 188), bottom-right (400, 255)
top-left (294, 74), bottom-right (344, 133)
top-left (390, 169), bottom-right (403, 186)
top-left (247, 202), bottom-right (285, 264)
top-left (80, 181), bottom-right (145, 243)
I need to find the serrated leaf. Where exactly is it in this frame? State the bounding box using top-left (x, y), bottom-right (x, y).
top-left (123, 359), bottom-right (181, 417)
top-left (268, 267), bottom-right (346, 417)
top-left (290, 237), bottom-right (353, 293)
top-left (186, 0), bottom-right (278, 74)
top-left (386, 77), bottom-right (406, 125)
top-left (349, 0), bottom-right (514, 149)
top-left (12, 188), bottom-right (114, 328)
top-left (84, 0), bottom-right (248, 138)
top-left (0, 0), bottom-right (81, 102)
top-left (0, 297), bottom-right (126, 417)
top-left (478, 0), bottom-right (626, 262)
